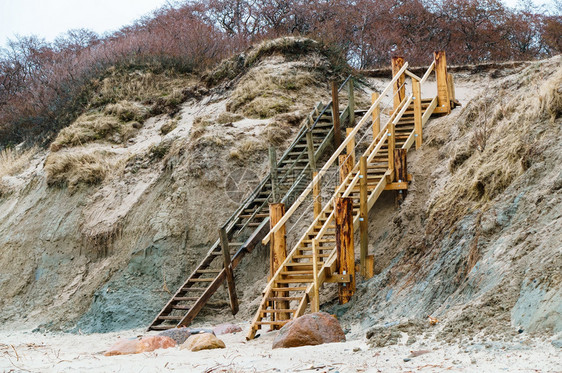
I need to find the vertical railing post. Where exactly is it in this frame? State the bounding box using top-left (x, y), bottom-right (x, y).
top-left (335, 197), bottom-right (355, 304)
top-left (338, 155), bottom-right (353, 186)
top-left (412, 79), bottom-right (423, 149)
top-left (435, 51), bottom-right (451, 114)
top-left (346, 128), bottom-right (355, 166)
top-left (306, 129), bottom-right (317, 174)
top-left (219, 227), bottom-right (239, 315)
top-left (391, 56), bottom-right (405, 112)
top-left (313, 172), bottom-right (322, 218)
top-left (394, 149), bottom-right (408, 205)
top-left (311, 238), bottom-right (320, 313)
top-left (331, 81), bottom-right (341, 148)
top-left (388, 120), bottom-right (395, 173)
top-left (347, 78), bottom-right (355, 126)
top-left (269, 147), bottom-right (279, 203)
top-left (447, 73), bottom-right (456, 108)
top-left (359, 156), bottom-right (368, 278)
top-left (269, 203), bottom-right (288, 323)
top-left (372, 92), bottom-right (380, 139)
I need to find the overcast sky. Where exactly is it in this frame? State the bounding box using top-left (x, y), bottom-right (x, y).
top-left (0, 0), bottom-right (557, 49)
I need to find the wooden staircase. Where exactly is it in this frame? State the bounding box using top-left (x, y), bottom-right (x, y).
top-left (148, 79), bottom-right (357, 331)
top-left (247, 56), bottom-right (452, 339)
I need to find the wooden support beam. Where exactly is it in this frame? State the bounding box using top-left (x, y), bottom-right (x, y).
top-left (394, 149), bottom-right (407, 204)
top-left (391, 56), bottom-right (405, 111)
top-left (339, 154), bottom-right (353, 185)
top-left (335, 197), bottom-right (355, 304)
top-left (313, 171), bottom-right (322, 218)
top-left (372, 92), bottom-right (380, 139)
top-left (434, 51), bottom-right (451, 114)
top-left (311, 238), bottom-right (320, 313)
top-left (359, 156), bottom-right (368, 278)
top-left (269, 147), bottom-right (279, 203)
top-left (219, 227), bottom-right (239, 315)
top-left (412, 79), bottom-right (423, 149)
top-left (306, 130), bottom-right (317, 173)
top-left (331, 81), bottom-right (341, 148)
top-left (347, 78), bottom-right (355, 126)
top-left (346, 128), bottom-right (355, 166)
top-left (269, 203), bottom-right (289, 323)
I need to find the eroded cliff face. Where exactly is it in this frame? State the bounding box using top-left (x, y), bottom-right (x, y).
top-left (338, 56), bottom-right (562, 340)
top-left (0, 38), bottom-right (339, 332)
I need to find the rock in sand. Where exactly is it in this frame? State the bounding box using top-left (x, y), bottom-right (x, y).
top-left (158, 327), bottom-right (193, 344)
top-left (104, 336), bottom-right (176, 356)
top-left (213, 323), bottom-right (242, 335)
top-left (180, 333), bottom-right (226, 352)
top-left (272, 312), bottom-right (346, 349)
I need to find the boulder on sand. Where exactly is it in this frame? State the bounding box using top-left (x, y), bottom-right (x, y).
top-left (180, 333), bottom-right (226, 352)
top-left (272, 312), bottom-right (346, 349)
top-left (213, 323), bottom-right (242, 335)
top-left (104, 336), bottom-right (176, 356)
top-left (158, 327), bottom-right (193, 344)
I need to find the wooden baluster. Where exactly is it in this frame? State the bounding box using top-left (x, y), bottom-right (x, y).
top-left (346, 128), bottom-right (355, 166)
top-left (331, 81), bottom-right (341, 148)
top-left (269, 147), bottom-right (279, 203)
top-left (412, 79), bottom-right (423, 149)
top-left (269, 203), bottom-right (288, 324)
top-left (372, 92), bottom-right (380, 139)
top-left (312, 238), bottom-right (320, 313)
top-left (347, 78), bottom-right (355, 126)
top-left (391, 56), bottom-right (405, 112)
top-left (435, 51), bottom-right (451, 114)
top-left (313, 172), bottom-right (322, 218)
top-left (359, 156), bottom-right (369, 278)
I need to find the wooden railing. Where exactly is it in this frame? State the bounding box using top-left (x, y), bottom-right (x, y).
top-left (262, 62), bottom-right (410, 245)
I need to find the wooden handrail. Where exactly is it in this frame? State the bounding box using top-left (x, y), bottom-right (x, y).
top-left (420, 61), bottom-right (436, 84)
top-left (262, 62), bottom-right (409, 245)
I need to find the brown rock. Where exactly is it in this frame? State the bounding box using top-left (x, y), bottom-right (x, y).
top-left (272, 312), bottom-right (346, 349)
top-left (213, 323), bottom-right (242, 335)
top-left (104, 336), bottom-right (176, 356)
top-left (180, 333), bottom-right (226, 352)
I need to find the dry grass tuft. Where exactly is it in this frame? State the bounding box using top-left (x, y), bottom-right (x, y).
top-left (160, 117), bottom-right (179, 135)
top-left (45, 150), bottom-right (122, 191)
top-left (50, 112), bottom-right (136, 151)
top-left (230, 138), bottom-right (267, 162)
top-left (104, 100), bottom-right (148, 122)
top-left (0, 146), bottom-right (38, 178)
top-left (227, 68), bottom-right (318, 118)
top-left (216, 112), bottom-right (244, 124)
top-left (537, 68), bottom-right (562, 122)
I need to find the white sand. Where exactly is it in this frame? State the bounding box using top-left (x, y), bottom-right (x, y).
top-left (1, 323), bottom-right (560, 373)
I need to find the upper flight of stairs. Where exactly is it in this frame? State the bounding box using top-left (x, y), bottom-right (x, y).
top-left (148, 81), bottom-right (358, 331)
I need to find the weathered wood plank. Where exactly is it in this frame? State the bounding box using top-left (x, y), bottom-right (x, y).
top-left (220, 227), bottom-right (239, 315)
top-left (335, 197), bottom-right (355, 304)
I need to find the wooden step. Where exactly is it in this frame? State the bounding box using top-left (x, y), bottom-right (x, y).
top-left (197, 269), bottom-right (220, 274)
top-left (276, 278), bottom-right (313, 284)
top-left (190, 278), bottom-right (214, 282)
top-left (261, 309), bottom-right (297, 314)
top-left (271, 287), bottom-right (307, 291)
top-left (173, 297), bottom-right (199, 301)
top-left (181, 287), bottom-right (208, 291)
top-left (158, 316), bottom-right (182, 321)
top-left (266, 297), bottom-right (302, 302)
